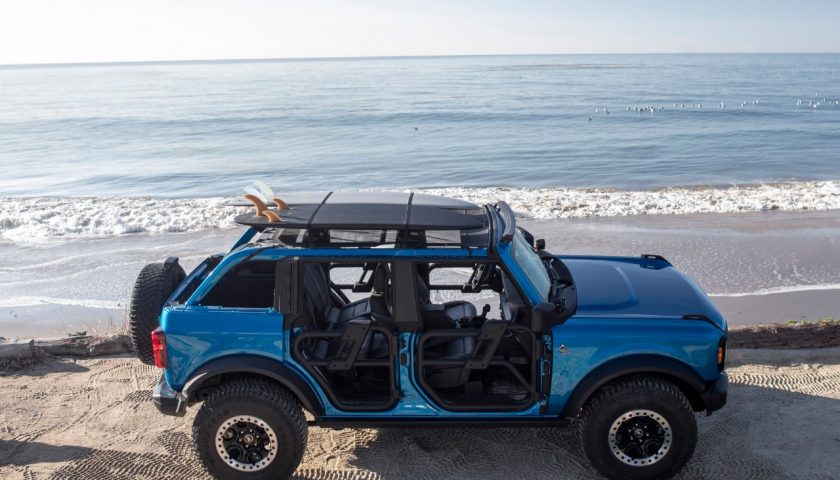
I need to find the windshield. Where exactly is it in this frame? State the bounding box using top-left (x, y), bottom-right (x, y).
top-left (509, 230), bottom-right (551, 300)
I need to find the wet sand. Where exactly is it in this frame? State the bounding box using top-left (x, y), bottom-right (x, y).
top-left (713, 289), bottom-right (840, 325)
top-left (1, 349), bottom-right (839, 479)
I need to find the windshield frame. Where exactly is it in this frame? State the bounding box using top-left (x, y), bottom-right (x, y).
top-left (509, 230), bottom-right (552, 302)
top-left (488, 202), bottom-right (552, 305)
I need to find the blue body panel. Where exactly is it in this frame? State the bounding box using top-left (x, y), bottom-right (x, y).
top-left (559, 255), bottom-right (726, 332)
top-left (159, 214), bottom-right (727, 420)
top-left (546, 316), bottom-right (722, 416)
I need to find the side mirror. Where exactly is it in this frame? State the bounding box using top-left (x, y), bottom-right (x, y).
top-left (535, 239), bottom-right (546, 251)
top-left (517, 227), bottom-right (535, 247)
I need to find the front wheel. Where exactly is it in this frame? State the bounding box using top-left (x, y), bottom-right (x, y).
top-left (577, 375), bottom-right (698, 480)
top-left (192, 379), bottom-right (308, 480)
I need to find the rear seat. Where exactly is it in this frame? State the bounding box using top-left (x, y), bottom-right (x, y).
top-left (302, 263), bottom-right (371, 329)
top-left (303, 262), bottom-right (389, 360)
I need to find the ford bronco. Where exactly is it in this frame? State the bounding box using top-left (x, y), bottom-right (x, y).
top-left (130, 190), bottom-right (727, 480)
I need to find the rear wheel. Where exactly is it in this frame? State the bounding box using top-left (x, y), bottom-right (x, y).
top-left (128, 261), bottom-right (185, 364)
top-left (192, 379), bottom-right (308, 480)
top-left (578, 375), bottom-right (697, 480)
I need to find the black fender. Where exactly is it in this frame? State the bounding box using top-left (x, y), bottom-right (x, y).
top-left (181, 355), bottom-right (324, 417)
top-left (560, 354), bottom-right (707, 418)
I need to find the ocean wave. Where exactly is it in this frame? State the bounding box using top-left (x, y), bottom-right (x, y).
top-left (416, 180), bottom-right (840, 219)
top-left (2, 181), bottom-right (839, 241)
top-left (0, 197), bottom-right (246, 243)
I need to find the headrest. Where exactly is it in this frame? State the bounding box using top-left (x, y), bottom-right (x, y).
top-left (372, 263), bottom-right (391, 293)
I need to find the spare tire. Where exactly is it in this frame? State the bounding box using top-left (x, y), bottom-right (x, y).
top-left (129, 260), bottom-right (186, 365)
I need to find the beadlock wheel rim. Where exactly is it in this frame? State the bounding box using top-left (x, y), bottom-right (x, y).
top-left (215, 415), bottom-right (278, 472)
top-left (608, 409), bottom-right (672, 467)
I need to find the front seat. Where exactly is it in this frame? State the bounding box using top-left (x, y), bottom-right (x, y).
top-left (415, 270), bottom-right (478, 389)
top-left (415, 274), bottom-right (477, 322)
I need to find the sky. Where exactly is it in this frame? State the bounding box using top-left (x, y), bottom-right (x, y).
top-left (0, 0), bottom-right (838, 65)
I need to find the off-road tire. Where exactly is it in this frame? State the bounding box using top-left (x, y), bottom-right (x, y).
top-left (577, 375), bottom-right (698, 480)
top-left (192, 378), bottom-right (308, 480)
top-left (128, 262), bottom-right (185, 364)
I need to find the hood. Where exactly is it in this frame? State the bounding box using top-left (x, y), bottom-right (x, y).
top-left (559, 255), bottom-right (726, 332)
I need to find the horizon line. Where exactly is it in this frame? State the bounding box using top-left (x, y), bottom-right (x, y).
top-left (2, 51), bottom-right (839, 68)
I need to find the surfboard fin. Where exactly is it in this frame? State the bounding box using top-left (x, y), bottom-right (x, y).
top-left (272, 197), bottom-right (289, 210)
top-left (244, 194), bottom-right (283, 222)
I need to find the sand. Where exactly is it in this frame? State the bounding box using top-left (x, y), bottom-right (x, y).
top-left (1, 349), bottom-right (839, 480)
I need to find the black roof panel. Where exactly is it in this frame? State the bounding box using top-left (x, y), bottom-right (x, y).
top-left (234, 191), bottom-right (486, 231)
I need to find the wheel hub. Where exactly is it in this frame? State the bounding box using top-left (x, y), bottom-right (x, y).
top-left (608, 409), bottom-right (672, 466)
top-left (215, 415), bottom-right (277, 471)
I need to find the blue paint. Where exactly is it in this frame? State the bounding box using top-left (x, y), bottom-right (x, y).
top-left (560, 255), bottom-right (727, 332)
top-left (546, 316), bottom-right (723, 415)
top-left (228, 227), bottom-right (258, 253)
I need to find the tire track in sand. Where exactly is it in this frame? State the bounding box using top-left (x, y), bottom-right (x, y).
top-left (0, 351), bottom-right (837, 480)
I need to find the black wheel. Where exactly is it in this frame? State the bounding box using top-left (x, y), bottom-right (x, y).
top-left (192, 379), bottom-right (308, 480)
top-left (128, 261), bottom-right (185, 364)
top-left (578, 375), bottom-right (698, 480)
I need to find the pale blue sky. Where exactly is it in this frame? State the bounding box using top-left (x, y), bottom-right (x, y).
top-left (1, 0), bottom-right (838, 64)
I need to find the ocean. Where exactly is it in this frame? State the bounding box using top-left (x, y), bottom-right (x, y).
top-left (1, 54), bottom-right (839, 336)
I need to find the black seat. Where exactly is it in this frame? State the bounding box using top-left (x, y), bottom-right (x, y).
top-left (415, 271), bottom-right (478, 388)
top-left (422, 334), bottom-right (478, 389)
top-left (499, 271), bottom-right (524, 323)
top-left (304, 262), bottom-right (393, 360)
top-left (369, 263), bottom-right (392, 322)
top-left (302, 263), bottom-right (371, 329)
top-left (415, 274), bottom-right (477, 322)
top-left (359, 263), bottom-right (392, 359)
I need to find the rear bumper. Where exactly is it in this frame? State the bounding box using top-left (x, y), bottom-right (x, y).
top-left (152, 374), bottom-right (187, 417)
top-left (702, 372), bottom-right (728, 415)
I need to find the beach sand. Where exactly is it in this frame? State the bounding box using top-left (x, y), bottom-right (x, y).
top-left (1, 348), bottom-right (838, 479)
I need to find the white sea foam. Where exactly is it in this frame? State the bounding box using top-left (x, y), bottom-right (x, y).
top-left (417, 180), bottom-right (840, 220)
top-left (709, 283), bottom-right (840, 298)
top-left (0, 296), bottom-right (123, 309)
top-left (0, 197), bottom-right (246, 243)
top-left (2, 181), bottom-right (839, 242)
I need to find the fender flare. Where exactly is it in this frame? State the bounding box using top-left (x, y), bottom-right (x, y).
top-left (560, 354), bottom-right (707, 418)
top-left (181, 355), bottom-right (324, 417)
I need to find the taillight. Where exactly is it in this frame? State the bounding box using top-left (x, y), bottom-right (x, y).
top-left (151, 327), bottom-right (168, 369)
top-left (717, 337), bottom-right (726, 372)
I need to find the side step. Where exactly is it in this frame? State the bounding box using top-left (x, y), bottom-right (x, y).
top-left (309, 417), bottom-right (573, 429)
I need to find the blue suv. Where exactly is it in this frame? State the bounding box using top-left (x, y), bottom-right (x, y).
top-left (129, 191), bottom-right (727, 480)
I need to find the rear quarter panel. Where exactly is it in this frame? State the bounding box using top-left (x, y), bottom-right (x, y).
top-left (160, 306), bottom-right (293, 390)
